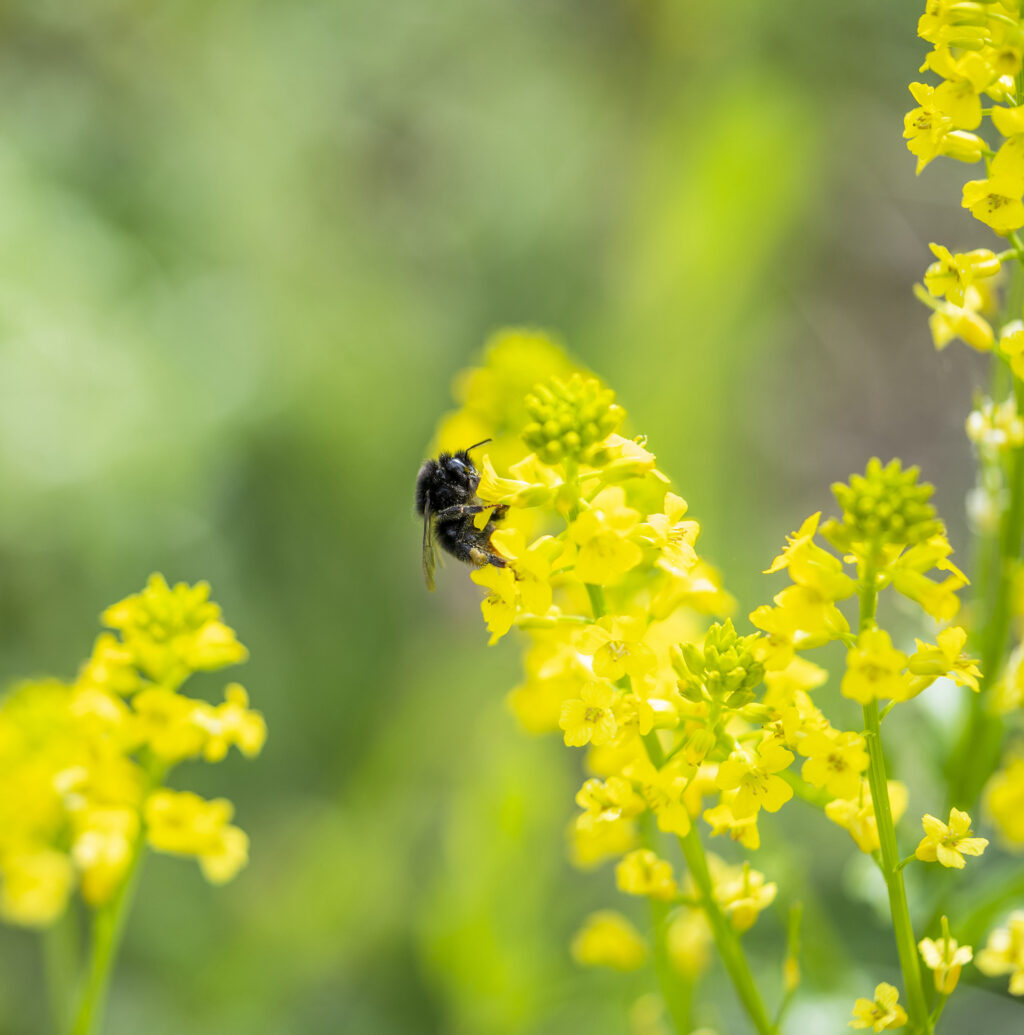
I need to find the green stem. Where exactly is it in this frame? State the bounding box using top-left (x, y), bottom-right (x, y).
top-left (948, 259), bottom-right (1024, 810)
top-left (69, 838), bottom-right (147, 1035)
top-left (44, 905), bottom-right (80, 1034)
top-left (677, 826), bottom-right (776, 1035)
top-left (650, 896), bottom-right (693, 1034)
top-left (857, 565), bottom-right (931, 1034)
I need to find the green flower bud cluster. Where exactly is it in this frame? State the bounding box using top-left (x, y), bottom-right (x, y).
top-left (671, 619), bottom-right (765, 708)
top-left (522, 374), bottom-right (623, 465)
top-left (825, 458), bottom-right (942, 552)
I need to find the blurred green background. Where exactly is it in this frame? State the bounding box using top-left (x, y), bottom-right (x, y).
top-left (0, 1), bottom-right (1020, 1032)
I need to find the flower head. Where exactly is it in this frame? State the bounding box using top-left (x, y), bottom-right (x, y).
top-left (915, 807), bottom-right (988, 868)
top-left (849, 983), bottom-right (908, 1031)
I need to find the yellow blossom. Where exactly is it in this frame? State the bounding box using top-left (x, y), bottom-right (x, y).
top-left (103, 574), bottom-right (247, 686)
top-left (575, 776), bottom-right (645, 830)
top-left (764, 512), bottom-right (856, 601)
top-left (470, 564), bottom-right (519, 644)
top-left (905, 626), bottom-right (981, 697)
top-left (985, 755), bottom-right (1024, 844)
top-left (841, 629), bottom-right (910, 705)
top-left (640, 492), bottom-right (700, 578)
top-left (826, 780), bottom-right (908, 854)
top-left (976, 911), bottom-right (1024, 995)
top-left (559, 681), bottom-right (618, 747)
top-left (798, 729), bottom-right (870, 800)
top-left (923, 243), bottom-right (1001, 306)
top-left (569, 486), bottom-right (643, 585)
top-left (615, 849), bottom-right (677, 901)
top-left (714, 860), bottom-right (777, 933)
top-left (715, 739), bottom-right (794, 819)
top-left (1000, 320), bottom-right (1024, 380)
top-left (570, 910), bottom-right (647, 971)
top-left (194, 684), bottom-right (268, 763)
top-left (667, 908), bottom-right (712, 978)
top-left (144, 790), bottom-right (249, 884)
top-left (962, 175), bottom-right (1024, 234)
top-left (849, 982), bottom-right (908, 1031)
top-left (576, 615), bottom-right (657, 682)
top-left (919, 918), bottom-right (972, 995)
top-left (703, 798), bottom-right (760, 850)
top-left (915, 807), bottom-right (988, 868)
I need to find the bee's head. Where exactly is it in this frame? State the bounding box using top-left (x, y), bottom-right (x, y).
top-left (415, 440), bottom-right (489, 515)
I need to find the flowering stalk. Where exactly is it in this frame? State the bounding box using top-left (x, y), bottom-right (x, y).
top-left (0, 576), bottom-right (266, 1035)
top-left (857, 564), bottom-right (931, 1034)
top-left (676, 825), bottom-right (775, 1035)
top-left (70, 826), bottom-right (147, 1035)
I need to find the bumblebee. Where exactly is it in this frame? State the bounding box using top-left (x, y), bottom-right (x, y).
top-left (415, 439), bottom-right (508, 591)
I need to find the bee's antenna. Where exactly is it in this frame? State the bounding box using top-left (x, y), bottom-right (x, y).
top-left (466, 438), bottom-right (493, 454)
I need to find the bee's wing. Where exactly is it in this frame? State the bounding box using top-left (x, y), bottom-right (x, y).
top-left (422, 500), bottom-right (437, 591)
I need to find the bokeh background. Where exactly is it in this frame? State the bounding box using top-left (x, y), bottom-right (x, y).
top-left (0, 1), bottom-right (1019, 1032)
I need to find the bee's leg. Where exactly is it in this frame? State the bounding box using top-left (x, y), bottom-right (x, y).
top-left (469, 546), bottom-right (507, 570)
top-left (433, 503), bottom-right (493, 521)
top-left (491, 504), bottom-right (508, 520)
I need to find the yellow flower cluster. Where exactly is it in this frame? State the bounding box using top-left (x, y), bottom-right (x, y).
top-left (907, 2), bottom-right (1024, 350)
top-left (0, 575), bottom-right (265, 927)
top-left (432, 334), bottom-right (989, 1025)
top-left (976, 910), bottom-right (1024, 995)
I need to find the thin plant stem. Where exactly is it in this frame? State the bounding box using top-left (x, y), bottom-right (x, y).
top-left (642, 731), bottom-right (775, 1035)
top-left (857, 565), bottom-right (931, 1034)
top-left (677, 825), bottom-right (776, 1035)
top-left (44, 904), bottom-right (80, 1035)
top-left (69, 838), bottom-right (147, 1035)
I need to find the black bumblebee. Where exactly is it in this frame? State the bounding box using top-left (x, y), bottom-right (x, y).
top-left (416, 439), bottom-right (509, 591)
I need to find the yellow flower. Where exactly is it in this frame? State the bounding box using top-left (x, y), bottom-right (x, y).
top-left (915, 807), bottom-right (988, 868)
top-left (826, 780), bottom-right (908, 854)
top-left (0, 850), bottom-right (74, 927)
top-left (103, 574), bottom-right (247, 686)
top-left (905, 626), bottom-right (981, 696)
top-left (71, 806), bottom-right (140, 905)
top-left (849, 982), bottom-right (908, 1031)
top-left (470, 564), bottom-right (519, 644)
top-left (559, 681), bottom-right (618, 747)
top-left (569, 487), bottom-right (643, 585)
top-left (76, 633), bottom-right (141, 697)
top-left (570, 911), bottom-right (647, 971)
top-left (919, 917), bottom-right (972, 995)
top-left (131, 687), bottom-right (206, 762)
top-left (715, 739), bottom-right (794, 819)
top-left (144, 790), bottom-right (249, 884)
top-left (714, 860), bottom-right (777, 933)
top-left (575, 615), bottom-right (657, 682)
top-left (750, 585), bottom-right (850, 669)
top-left (841, 629), bottom-right (910, 705)
top-left (976, 911), bottom-right (1024, 995)
top-left (923, 243), bottom-right (1000, 307)
top-left (888, 534), bottom-right (968, 621)
top-left (1000, 320), bottom-right (1024, 381)
top-left (925, 293), bottom-right (995, 352)
top-left (985, 755), bottom-right (1024, 845)
top-left (703, 798), bottom-right (760, 850)
top-left (666, 908), bottom-right (712, 978)
top-left (615, 849), bottom-right (677, 901)
top-left (962, 175), bottom-right (1024, 234)
top-left (764, 512), bottom-right (856, 601)
top-left (798, 729), bottom-right (869, 800)
top-left (574, 776), bottom-right (645, 829)
top-left (640, 492), bottom-right (700, 578)
top-left (929, 49), bottom-right (993, 129)
top-left (194, 684), bottom-right (267, 763)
